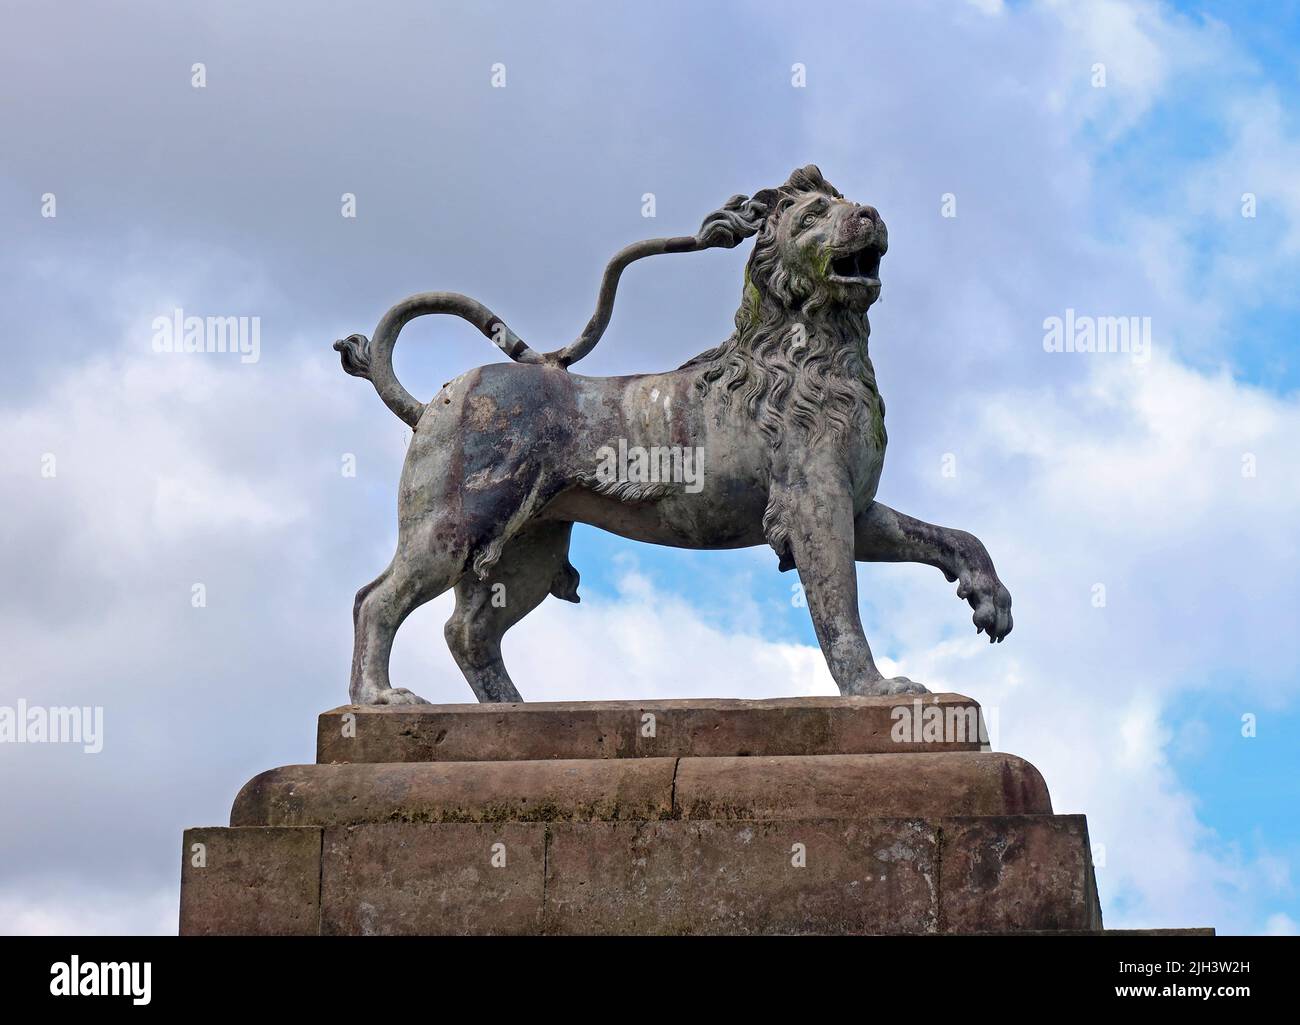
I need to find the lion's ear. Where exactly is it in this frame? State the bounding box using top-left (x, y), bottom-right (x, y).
top-left (749, 188), bottom-right (780, 214)
top-left (784, 165), bottom-right (841, 199)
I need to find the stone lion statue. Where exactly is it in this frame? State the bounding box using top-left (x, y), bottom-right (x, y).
top-left (334, 165), bottom-right (1012, 704)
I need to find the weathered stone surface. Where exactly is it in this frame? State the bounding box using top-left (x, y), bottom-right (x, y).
top-left (233, 751), bottom-right (1047, 827)
top-left (319, 823), bottom-right (544, 936)
top-left (231, 758), bottom-right (676, 827)
top-left (542, 818), bottom-right (940, 935)
top-left (316, 693), bottom-right (987, 764)
top-left (179, 826), bottom-right (321, 936)
top-left (676, 752), bottom-right (1050, 821)
top-left (179, 814), bottom-right (1105, 935)
top-left (940, 815), bottom-right (1102, 933)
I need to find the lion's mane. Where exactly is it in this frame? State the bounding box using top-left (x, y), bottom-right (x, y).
top-left (682, 166), bottom-right (885, 455)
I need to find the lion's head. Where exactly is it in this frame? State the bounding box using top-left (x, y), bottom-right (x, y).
top-left (746, 165), bottom-right (887, 315)
top-left (685, 165), bottom-right (886, 453)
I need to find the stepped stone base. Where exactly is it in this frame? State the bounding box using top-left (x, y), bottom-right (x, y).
top-left (181, 694), bottom-right (1105, 935)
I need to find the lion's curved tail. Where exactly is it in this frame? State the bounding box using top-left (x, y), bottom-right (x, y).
top-left (333, 292), bottom-right (539, 428)
top-left (333, 193), bottom-right (771, 427)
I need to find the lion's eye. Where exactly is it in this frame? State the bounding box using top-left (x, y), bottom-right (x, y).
top-left (801, 212), bottom-right (819, 229)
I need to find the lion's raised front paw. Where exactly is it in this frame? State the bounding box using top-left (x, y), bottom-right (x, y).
top-left (957, 570), bottom-right (1013, 643)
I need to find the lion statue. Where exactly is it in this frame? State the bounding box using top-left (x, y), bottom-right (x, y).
top-left (334, 165), bottom-right (1012, 705)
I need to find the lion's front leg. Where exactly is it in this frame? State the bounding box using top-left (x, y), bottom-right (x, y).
top-left (854, 501), bottom-right (1013, 643)
top-left (779, 474), bottom-right (928, 697)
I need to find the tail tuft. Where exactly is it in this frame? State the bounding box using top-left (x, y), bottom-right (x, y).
top-left (695, 193), bottom-right (770, 249)
top-left (333, 333), bottom-right (373, 379)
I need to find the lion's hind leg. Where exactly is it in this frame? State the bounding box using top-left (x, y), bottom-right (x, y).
top-left (444, 520), bottom-right (579, 703)
top-left (350, 520), bottom-right (468, 706)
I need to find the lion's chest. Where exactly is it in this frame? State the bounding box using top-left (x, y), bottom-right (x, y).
top-left (845, 392), bottom-right (887, 510)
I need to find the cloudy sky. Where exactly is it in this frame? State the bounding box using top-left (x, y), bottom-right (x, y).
top-left (1, 0), bottom-right (1298, 935)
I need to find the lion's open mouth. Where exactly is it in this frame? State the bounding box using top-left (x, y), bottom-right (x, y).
top-left (829, 245), bottom-right (882, 285)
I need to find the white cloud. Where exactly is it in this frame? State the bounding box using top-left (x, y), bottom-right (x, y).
top-left (0, 883), bottom-right (175, 937)
top-left (1264, 912), bottom-right (1298, 936)
top-left (5, 349), bottom-right (311, 578)
top-left (393, 571), bottom-right (838, 705)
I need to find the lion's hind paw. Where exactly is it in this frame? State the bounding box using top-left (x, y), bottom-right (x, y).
top-left (356, 686), bottom-right (431, 706)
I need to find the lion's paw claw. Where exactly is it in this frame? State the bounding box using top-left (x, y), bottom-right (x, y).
top-left (960, 569), bottom-right (1013, 644)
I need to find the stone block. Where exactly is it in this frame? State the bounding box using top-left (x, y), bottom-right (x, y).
top-left (319, 822), bottom-right (545, 935)
top-left (231, 751), bottom-right (1048, 828)
top-left (231, 757), bottom-right (676, 827)
top-left (939, 814), bottom-right (1102, 933)
top-left (178, 826), bottom-right (321, 936)
top-left (675, 751), bottom-right (1051, 820)
top-left (316, 693), bottom-right (987, 764)
top-left (541, 818), bottom-right (940, 935)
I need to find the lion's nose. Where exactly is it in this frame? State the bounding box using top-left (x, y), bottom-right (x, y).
top-left (856, 204), bottom-right (881, 224)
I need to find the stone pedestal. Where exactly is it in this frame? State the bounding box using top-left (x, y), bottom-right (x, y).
top-left (180, 694), bottom-right (1104, 935)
